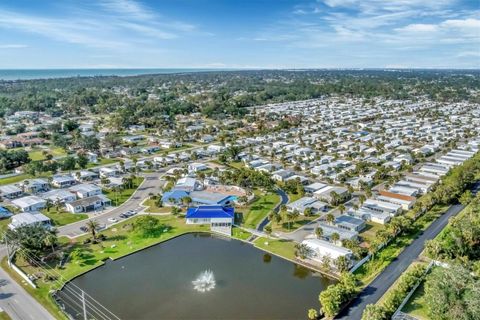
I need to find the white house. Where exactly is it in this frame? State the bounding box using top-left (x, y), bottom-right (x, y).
top-left (41, 189), bottom-right (76, 204)
top-left (0, 184), bottom-right (23, 199)
top-left (188, 162), bottom-right (208, 173)
top-left (65, 195), bottom-right (111, 213)
top-left (12, 196), bottom-right (47, 212)
top-left (185, 206), bottom-right (234, 235)
top-left (301, 238), bottom-right (353, 262)
top-left (51, 175), bottom-right (76, 188)
top-left (69, 184), bottom-right (102, 199)
top-left (99, 167), bottom-right (118, 178)
top-left (9, 212), bottom-right (51, 230)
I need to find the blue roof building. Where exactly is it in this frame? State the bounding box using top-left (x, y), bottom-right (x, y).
top-left (0, 206), bottom-right (12, 219)
top-left (162, 190), bottom-right (190, 204)
top-left (186, 206), bottom-right (234, 236)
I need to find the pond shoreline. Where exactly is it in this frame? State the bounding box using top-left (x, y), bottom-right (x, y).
top-left (56, 232), bottom-right (337, 320)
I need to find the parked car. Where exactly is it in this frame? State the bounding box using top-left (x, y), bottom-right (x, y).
top-left (108, 217), bottom-right (118, 223)
top-left (80, 226), bottom-right (88, 233)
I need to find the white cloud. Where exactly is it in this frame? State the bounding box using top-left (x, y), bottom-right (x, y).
top-left (0, 44), bottom-right (28, 49)
top-left (396, 24), bottom-right (438, 33)
top-left (0, 1), bottom-right (203, 50)
top-left (98, 0), bottom-right (155, 20)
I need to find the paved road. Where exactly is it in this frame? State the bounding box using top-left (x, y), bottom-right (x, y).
top-left (0, 248), bottom-right (54, 320)
top-left (58, 172), bottom-right (164, 238)
top-left (336, 181), bottom-right (480, 319)
top-left (257, 188), bottom-right (288, 231)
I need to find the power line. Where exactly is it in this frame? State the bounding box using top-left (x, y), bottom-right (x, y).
top-left (3, 234), bottom-right (120, 320)
top-left (17, 250), bottom-right (113, 320)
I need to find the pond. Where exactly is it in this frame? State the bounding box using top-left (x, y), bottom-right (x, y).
top-left (57, 233), bottom-right (336, 320)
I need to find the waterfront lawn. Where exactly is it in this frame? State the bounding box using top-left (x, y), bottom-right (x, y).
top-left (232, 227), bottom-right (252, 241)
top-left (240, 191), bottom-right (280, 229)
top-left (9, 215), bottom-right (210, 319)
top-left (19, 215), bottom-right (210, 284)
top-left (42, 208), bottom-right (88, 226)
top-left (104, 177), bottom-right (144, 206)
top-left (254, 237), bottom-right (296, 260)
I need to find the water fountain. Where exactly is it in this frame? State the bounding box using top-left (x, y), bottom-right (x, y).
top-left (192, 270), bottom-right (216, 292)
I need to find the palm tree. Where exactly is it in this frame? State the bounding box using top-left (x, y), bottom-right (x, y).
top-left (359, 194), bottom-right (366, 206)
top-left (315, 226), bottom-right (323, 239)
top-left (44, 231), bottom-right (58, 254)
top-left (330, 191), bottom-right (340, 206)
top-left (338, 204), bottom-right (346, 215)
top-left (86, 220), bottom-right (99, 240)
top-left (325, 213), bottom-right (335, 225)
top-left (331, 232), bottom-right (340, 245)
top-left (182, 196), bottom-right (192, 207)
top-left (45, 199), bottom-right (53, 212)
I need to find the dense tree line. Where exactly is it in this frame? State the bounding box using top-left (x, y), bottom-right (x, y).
top-left (0, 149), bottom-right (30, 173)
top-left (1, 70), bottom-right (478, 121)
top-left (425, 196), bottom-right (480, 273)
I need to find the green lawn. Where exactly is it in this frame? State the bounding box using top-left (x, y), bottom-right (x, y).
top-left (272, 214), bottom-right (319, 232)
top-left (104, 177), bottom-right (144, 206)
top-left (253, 236), bottom-right (297, 260)
top-left (401, 282), bottom-right (430, 319)
top-left (0, 311), bottom-right (12, 320)
top-left (359, 221), bottom-right (385, 244)
top-left (232, 227), bottom-right (252, 241)
top-left (1, 258), bottom-right (67, 320)
top-left (28, 147), bottom-right (67, 161)
top-left (143, 198), bottom-right (171, 214)
top-left (0, 218), bottom-right (10, 234)
top-left (228, 161), bottom-right (245, 169)
top-left (287, 192), bottom-right (303, 203)
top-left (86, 158), bottom-right (119, 168)
top-left (8, 214), bottom-right (210, 319)
top-left (0, 174), bottom-right (31, 185)
top-left (240, 191), bottom-right (280, 229)
top-left (42, 208), bottom-right (88, 226)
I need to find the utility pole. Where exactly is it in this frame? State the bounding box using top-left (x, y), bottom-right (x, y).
top-left (82, 290), bottom-right (87, 320)
top-left (4, 236), bottom-right (11, 267)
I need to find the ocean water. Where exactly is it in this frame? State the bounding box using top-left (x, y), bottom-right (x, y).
top-left (0, 68), bottom-right (228, 80)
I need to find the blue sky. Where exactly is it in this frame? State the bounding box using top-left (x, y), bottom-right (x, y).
top-left (0, 0), bottom-right (478, 69)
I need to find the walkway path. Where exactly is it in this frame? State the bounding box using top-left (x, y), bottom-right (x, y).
top-left (336, 181), bottom-right (480, 319)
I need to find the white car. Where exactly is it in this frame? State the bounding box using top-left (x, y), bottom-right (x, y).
top-left (107, 217), bottom-right (118, 223)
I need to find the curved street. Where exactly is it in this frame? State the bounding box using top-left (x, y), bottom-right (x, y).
top-left (257, 188), bottom-right (288, 232)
